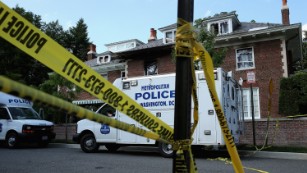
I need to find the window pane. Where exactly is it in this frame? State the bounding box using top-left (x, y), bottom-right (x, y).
top-left (236, 47), bottom-right (254, 69)
top-left (242, 88), bottom-right (260, 119)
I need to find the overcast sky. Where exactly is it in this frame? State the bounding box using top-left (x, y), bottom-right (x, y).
top-left (2, 0), bottom-right (306, 53)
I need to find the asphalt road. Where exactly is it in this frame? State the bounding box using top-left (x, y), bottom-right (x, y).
top-left (0, 144), bottom-right (306, 173)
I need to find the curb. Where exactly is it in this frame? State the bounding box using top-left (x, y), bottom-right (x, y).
top-left (239, 150), bottom-right (307, 160)
top-left (49, 143), bottom-right (80, 149)
top-left (50, 143), bottom-right (307, 160)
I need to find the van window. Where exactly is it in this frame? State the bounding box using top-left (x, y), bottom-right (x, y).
top-left (8, 107), bottom-right (41, 120)
top-left (0, 108), bottom-right (10, 119)
top-left (96, 104), bottom-right (116, 117)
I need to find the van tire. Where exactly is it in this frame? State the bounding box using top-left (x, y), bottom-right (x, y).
top-left (158, 142), bottom-right (174, 158)
top-left (105, 144), bottom-right (120, 152)
top-left (80, 133), bottom-right (99, 153)
top-left (6, 132), bottom-right (18, 149)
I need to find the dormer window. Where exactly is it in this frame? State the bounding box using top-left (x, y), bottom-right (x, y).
top-left (97, 55), bottom-right (111, 64)
top-left (208, 20), bottom-right (231, 35)
top-left (164, 30), bottom-right (176, 43)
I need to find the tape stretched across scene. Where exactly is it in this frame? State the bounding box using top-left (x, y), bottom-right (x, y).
top-left (0, 2), bottom-right (173, 142)
top-left (0, 75), bottom-right (170, 144)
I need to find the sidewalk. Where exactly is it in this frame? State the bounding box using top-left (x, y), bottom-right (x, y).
top-left (50, 143), bottom-right (307, 160)
top-left (239, 150), bottom-right (307, 160)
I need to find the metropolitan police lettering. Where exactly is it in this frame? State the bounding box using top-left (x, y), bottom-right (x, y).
top-left (135, 84), bottom-right (175, 107)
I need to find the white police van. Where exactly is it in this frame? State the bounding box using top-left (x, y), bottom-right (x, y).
top-left (73, 68), bottom-right (244, 157)
top-left (0, 92), bottom-right (55, 148)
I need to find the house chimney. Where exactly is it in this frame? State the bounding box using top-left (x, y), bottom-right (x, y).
top-left (281, 0), bottom-right (290, 25)
top-left (148, 28), bottom-right (157, 42)
top-left (87, 43), bottom-right (97, 61)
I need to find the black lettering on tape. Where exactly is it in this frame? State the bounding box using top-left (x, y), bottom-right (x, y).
top-left (26, 32), bottom-right (40, 49)
top-left (71, 62), bottom-right (83, 79)
top-left (150, 122), bottom-right (159, 133)
top-left (35, 37), bottom-right (47, 53)
top-left (16, 25), bottom-right (29, 41)
top-left (1, 14), bottom-right (48, 54)
top-left (0, 8), bottom-right (10, 26)
top-left (126, 105), bottom-right (135, 116)
top-left (62, 58), bottom-right (75, 73)
top-left (9, 20), bottom-right (23, 37)
top-left (19, 29), bottom-right (33, 44)
top-left (113, 95), bottom-right (122, 107)
top-left (2, 15), bottom-right (17, 33)
top-left (85, 75), bottom-right (95, 88)
top-left (76, 69), bottom-right (87, 83)
top-left (120, 100), bottom-right (128, 111)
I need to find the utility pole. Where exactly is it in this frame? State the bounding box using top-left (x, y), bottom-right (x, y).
top-left (173, 0), bottom-right (194, 172)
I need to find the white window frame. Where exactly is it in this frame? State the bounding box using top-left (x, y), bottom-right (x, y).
top-left (236, 47), bottom-right (255, 71)
top-left (242, 88), bottom-right (260, 119)
top-left (163, 29), bottom-right (176, 44)
top-left (207, 19), bottom-right (231, 35)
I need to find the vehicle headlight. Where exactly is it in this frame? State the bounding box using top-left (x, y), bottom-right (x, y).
top-left (22, 125), bottom-right (33, 133)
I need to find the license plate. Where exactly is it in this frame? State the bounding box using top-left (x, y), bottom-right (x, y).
top-left (42, 136), bottom-right (48, 140)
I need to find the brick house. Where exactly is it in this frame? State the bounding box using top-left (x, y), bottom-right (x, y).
top-left (71, 1), bottom-right (306, 146)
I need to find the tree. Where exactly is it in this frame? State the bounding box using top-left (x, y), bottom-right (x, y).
top-left (0, 6), bottom-right (49, 86)
top-left (42, 20), bottom-right (66, 46)
top-left (64, 18), bottom-right (91, 61)
top-left (38, 73), bottom-right (81, 123)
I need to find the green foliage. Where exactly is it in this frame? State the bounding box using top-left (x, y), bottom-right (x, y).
top-left (64, 18), bottom-right (91, 61)
top-left (38, 73), bottom-right (81, 123)
top-left (195, 28), bottom-right (227, 67)
top-left (0, 5), bottom-right (91, 123)
top-left (279, 72), bottom-right (307, 115)
top-left (194, 19), bottom-right (227, 67)
top-left (294, 42), bottom-right (307, 71)
top-left (0, 6), bottom-right (49, 86)
top-left (42, 20), bottom-right (66, 46)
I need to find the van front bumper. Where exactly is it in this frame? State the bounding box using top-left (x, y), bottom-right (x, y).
top-left (18, 132), bottom-right (56, 143)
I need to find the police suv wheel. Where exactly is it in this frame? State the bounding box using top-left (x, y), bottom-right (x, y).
top-left (6, 132), bottom-right (18, 149)
top-left (80, 133), bottom-right (99, 153)
top-left (158, 142), bottom-right (174, 158)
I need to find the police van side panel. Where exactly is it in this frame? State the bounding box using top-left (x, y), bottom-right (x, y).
top-left (117, 75), bottom-right (176, 145)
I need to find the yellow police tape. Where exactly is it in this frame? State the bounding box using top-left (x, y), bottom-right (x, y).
top-left (208, 157), bottom-right (269, 173)
top-left (175, 18), bottom-right (245, 173)
top-left (0, 2), bottom-right (173, 142)
top-left (0, 75), bottom-right (171, 144)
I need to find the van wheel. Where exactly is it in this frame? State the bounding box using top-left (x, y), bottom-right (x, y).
top-left (6, 132), bottom-right (18, 149)
top-left (105, 144), bottom-right (120, 152)
top-left (80, 133), bottom-right (99, 153)
top-left (158, 142), bottom-right (174, 158)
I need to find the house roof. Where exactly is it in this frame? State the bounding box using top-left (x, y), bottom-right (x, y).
top-left (215, 22), bottom-right (301, 43)
top-left (116, 39), bottom-right (174, 55)
top-left (104, 39), bottom-right (144, 46)
top-left (158, 23), bottom-right (177, 32)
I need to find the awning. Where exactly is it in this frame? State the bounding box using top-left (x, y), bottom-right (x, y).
top-left (72, 99), bottom-right (104, 105)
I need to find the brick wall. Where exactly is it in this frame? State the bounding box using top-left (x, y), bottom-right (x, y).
top-left (127, 54), bottom-right (175, 78)
top-left (108, 70), bottom-right (121, 83)
top-left (54, 124), bottom-right (76, 141)
top-left (239, 118), bottom-right (307, 147)
top-left (222, 39), bottom-right (283, 118)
